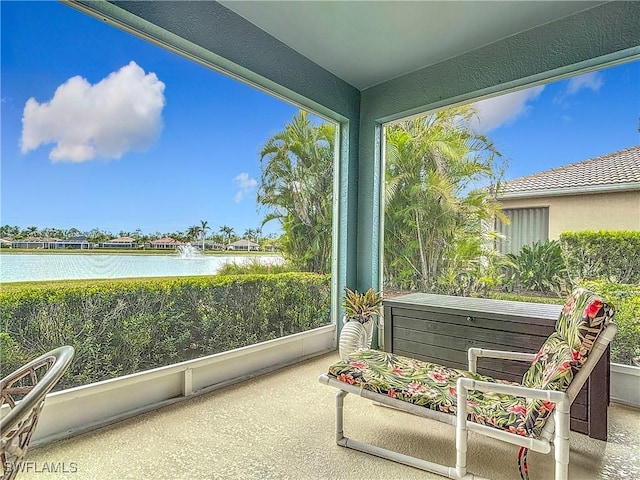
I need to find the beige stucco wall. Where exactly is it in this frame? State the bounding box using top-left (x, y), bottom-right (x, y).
top-left (499, 190), bottom-right (640, 240)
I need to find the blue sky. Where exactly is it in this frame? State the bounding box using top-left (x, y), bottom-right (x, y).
top-left (2, 2), bottom-right (639, 237)
top-left (473, 62), bottom-right (639, 180)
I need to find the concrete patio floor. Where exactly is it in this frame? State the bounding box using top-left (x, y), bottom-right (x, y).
top-left (21, 352), bottom-right (640, 479)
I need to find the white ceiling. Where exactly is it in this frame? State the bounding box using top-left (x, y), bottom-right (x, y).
top-left (220, 1), bottom-right (601, 90)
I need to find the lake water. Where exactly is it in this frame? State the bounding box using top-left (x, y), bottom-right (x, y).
top-left (0, 254), bottom-right (283, 283)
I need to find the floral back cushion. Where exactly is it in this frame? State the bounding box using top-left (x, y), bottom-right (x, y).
top-left (522, 333), bottom-right (576, 391)
top-left (554, 287), bottom-right (614, 362)
top-left (523, 287), bottom-right (614, 389)
top-left (521, 288), bottom-right (614, 434)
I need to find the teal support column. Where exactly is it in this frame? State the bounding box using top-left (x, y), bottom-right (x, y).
top-left (333, 119), bottom-right (360, 336)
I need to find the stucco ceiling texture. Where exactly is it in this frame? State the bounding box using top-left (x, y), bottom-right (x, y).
top-left (220, 1), bottom-right (602, 90)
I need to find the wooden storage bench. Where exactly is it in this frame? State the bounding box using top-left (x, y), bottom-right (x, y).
top-left (383, 293), bottom-right (610, 440)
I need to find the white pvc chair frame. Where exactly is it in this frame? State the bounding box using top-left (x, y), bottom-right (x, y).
top-left (1, 346), bottom-right (75, 480)
top-left (318, 322), bottom-right (617, 480)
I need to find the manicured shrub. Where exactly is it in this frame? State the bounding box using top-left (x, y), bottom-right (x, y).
top-left (485, 292), bottom-right (565, 305)
top-left (0, 273), bottom-right (331, 389)
top-left (579, 280), bottom-right (640, 366)
top-left (560, 231), bottom-right (640, 284)
top-left (216, 258), bottom-right (292, 275)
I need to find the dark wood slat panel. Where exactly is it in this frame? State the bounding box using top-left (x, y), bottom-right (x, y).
top-left (394, 321), bottom-right (547, 352)
top-left (392, 309), bottom-right (554, 337)
top-left (570, 418), bottom-right (588, 433)
top-left (394, 338), bottom-right (528, 380)
top-left (570, 402), bottom-right (587, 420)
top-left (587, 352), bottom-right (609, 439)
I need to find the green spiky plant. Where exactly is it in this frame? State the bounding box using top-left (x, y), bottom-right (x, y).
top-left (342, 287), bottom-right (383, 324)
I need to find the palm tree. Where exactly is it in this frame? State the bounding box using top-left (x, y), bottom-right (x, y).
top-left (384, 104), bottom-right (506, 294)
top-left (0, 225), bottom-right (20, 238)
top-left (199, 220), bottom-right (210, 251)
top-left (88, 228), bottom-right (110, 244)
top-left (67, 228), bottom-right (81, 239)
top-left (244, 229), bottom-right (256, 242)
top-left (219, 225), bottom-right (234, 247)
top-left (257, 110), bottom-right (335, 273)
top-left (186, 225), bottom-right (200, 244)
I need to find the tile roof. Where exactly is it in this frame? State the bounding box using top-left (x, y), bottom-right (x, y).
top-left (500, 145), bottom-right (640, 196)
top-left (152, 236), bottom-right (181, 244)
top-left (107, 237), bottom-right (135, 243)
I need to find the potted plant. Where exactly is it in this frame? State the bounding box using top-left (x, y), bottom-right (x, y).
top-left (339, 287), bottom-right (383, 360)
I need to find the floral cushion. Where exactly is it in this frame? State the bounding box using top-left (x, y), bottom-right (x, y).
top-left (519, 333), bottom-right (576, 434)
top-left (520, 288), bottom-right (614, 432)
top-left (553, 287), bottom-right (614, 362)
top-left (328, 349), bottom-right (544, 437)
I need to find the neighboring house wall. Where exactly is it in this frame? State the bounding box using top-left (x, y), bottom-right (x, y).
top-left (499, 190), bottom-right (640, 241)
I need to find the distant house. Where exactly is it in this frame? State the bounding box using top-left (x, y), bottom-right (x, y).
top-left (227, 239), bottom-right (260, 251)
top-left (150, 237), bottom-right (183, 249)
top-left (496, 146), bottom-right (640, 254)
top-left (203, 241), bottom-right (225, 251)
top-left (99, 236), bottom-right (136, 248)
top-left (0, 238), bottom-right (12, 248)
top-left (11, 237), bottom-right (60, 249)
top-left (54, 236), bottom-right (93, 249)
top-left (262, 244), bottom-right (278, 252)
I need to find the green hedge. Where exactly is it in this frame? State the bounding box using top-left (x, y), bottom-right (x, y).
top-left (579, 280), bottom-right (640, 366)
top-left (489, 282), bottom-right (639, 366)
top-left (560, 231), bottom-right (640, 284)
top-left (0, 273), bottom-right (331, 389)
top-left (486, 292), bottom-right (565, 305)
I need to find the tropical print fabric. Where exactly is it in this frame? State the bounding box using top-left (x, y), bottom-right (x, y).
top-left (521, 288), bottom-right (614, 432)
top-left (328, 288), bottom-right (614, 439)
top-left (519, 332), bottom-right (576, 435)
top-left (552, 287), bottom-right (614, 363)
top-left (328, 349), bottom-right (538, 437)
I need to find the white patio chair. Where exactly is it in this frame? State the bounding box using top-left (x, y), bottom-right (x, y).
top-left (1, 346), bottom-right (75, 480)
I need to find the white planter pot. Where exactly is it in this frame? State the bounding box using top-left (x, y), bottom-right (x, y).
top-left (362, 318), bottom-right (375, 348)
top-left (339, 318), bottom-right (374, 360)
top-left (611, 362), bottom-right (640, 408)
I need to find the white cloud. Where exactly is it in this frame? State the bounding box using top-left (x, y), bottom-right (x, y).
top-left (471, 85), bottom-right (545, 133)
top-left (566, 71), bottom-right (604, 95)
top-left (233, 173), bottom-right (257, 203)
top-left (20, 61), bottom-right (165, 163)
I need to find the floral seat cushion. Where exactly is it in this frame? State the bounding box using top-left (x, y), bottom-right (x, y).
top-left (328, 288), bottom-right (615, 439)
top-left (328, 349), bottom-right (540, 437)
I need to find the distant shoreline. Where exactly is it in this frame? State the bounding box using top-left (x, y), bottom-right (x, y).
top-left (0, 249), bottom-right (276, 256)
